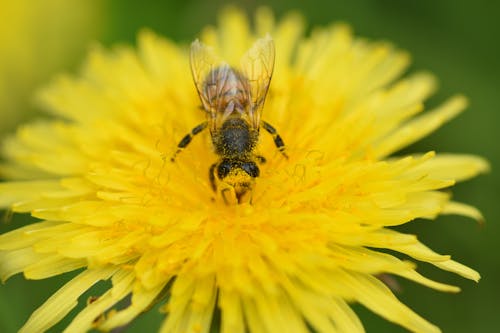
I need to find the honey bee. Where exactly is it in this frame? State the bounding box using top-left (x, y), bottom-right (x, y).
top-left (171, 36), bottom-right (287, 204)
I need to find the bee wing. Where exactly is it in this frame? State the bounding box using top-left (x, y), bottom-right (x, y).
top-left (190, 40), bottom-right (232, 132)
top-left (240, 35), bottom-right (275, 130)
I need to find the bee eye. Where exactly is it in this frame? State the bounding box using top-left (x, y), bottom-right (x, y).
top-left (217, 161), bottom-right (232, 179)
top-left (241, 162), bottom-right (259, 178)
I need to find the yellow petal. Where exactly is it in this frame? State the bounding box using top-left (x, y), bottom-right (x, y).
top-left (411, 154), bottom-right (490, 182)
top-left (442, 201), bottom-right (484, 222)
top-left (282, 278), bottom-right (364, 333)
top-left (98, 281), bottom-right (168, 331)
top-left (0, 248), bottom-right (45, 281)
top-left (160, 274), bottom-right (217, 333)
top-left (346, 272), bottom-right (440, 333)
top-left (0, 221), bottom-right (62, 251)
top-left (434, 260), bottom-right (480, 282)
top-left (219, 289), bottom-right (246, 333)
top-left (24, 255), bottom-right (86, 280)
top-left (0, 180), bottom-right (63, 207)
top-left (242, 292), bottom-right (310, 333)
top-left (217, 7), bottom-right (251, 64)
top-left (373, 95), bottom-right (467, 157)
top-left (63, 269), bottom-right (134, 333)
top-left (396, 269), bottom-right (460, 293)
top-left (19, 267), bottom-right (117, 333)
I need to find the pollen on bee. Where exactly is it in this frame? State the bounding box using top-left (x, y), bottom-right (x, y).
top-left (172, 36), bottom-right (287, 205)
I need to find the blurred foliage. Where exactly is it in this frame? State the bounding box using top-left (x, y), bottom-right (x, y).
top-left (0, 0), bottom-right (498, 332)
top-left (0, 0), bottom-right (101, 136)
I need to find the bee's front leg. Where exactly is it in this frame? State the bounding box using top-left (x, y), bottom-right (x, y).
top-left (255, 155), bottom-right (266, 164)
top-left (220, 186), bottom-right (238, 205)
top-left (209, 162), bottom-right (217, 192)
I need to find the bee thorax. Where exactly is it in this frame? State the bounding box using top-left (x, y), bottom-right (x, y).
top-left (213, 118), bottom-right (257, 157)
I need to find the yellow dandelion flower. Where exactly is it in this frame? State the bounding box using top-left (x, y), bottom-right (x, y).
top-left (0, 7), bottom-right (488, 333)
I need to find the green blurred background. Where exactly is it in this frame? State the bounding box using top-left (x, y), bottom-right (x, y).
top-left (0, 0), bottom-right (498, 332)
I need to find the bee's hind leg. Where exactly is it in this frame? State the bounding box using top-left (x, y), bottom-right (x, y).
top-left (261, 120), bottom-right (288, 159)
top-left (170, 121), bottom-right (208, 161)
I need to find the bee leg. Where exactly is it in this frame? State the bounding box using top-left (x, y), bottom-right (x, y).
top-left (209, 162), bottom-right (217, 192)
top-left (209, 163), bottom-right (239, 205)
top-left (220, 187), bottom-right (238, 205)
top-left (170, 121), bottom-right (208, 161)
top-left (256, 155), bottom-right (266, 164)
top-left (261, 121), bottom-right (288, 159)
top-left (237, 188), bottom-right (253, 204)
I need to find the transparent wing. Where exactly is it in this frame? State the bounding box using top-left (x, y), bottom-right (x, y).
top-left (190, 40), bottom-right (232, 132)
top-left (240, 35), bottom-right (276, 130)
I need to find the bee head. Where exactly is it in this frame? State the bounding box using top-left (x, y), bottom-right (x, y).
top-left (217, 160), bottom-right (259, 200)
